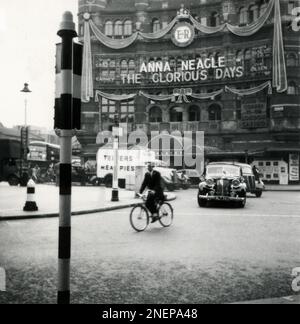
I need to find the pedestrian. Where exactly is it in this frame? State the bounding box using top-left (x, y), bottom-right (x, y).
top-left (55, 162), bottom-right (60, 187)
top-left (139, 163), bottom-right (165, 223)
top-left (32, 165), bottom-right (40, 183)
top-left (252, 165), bottom-right (260, 181)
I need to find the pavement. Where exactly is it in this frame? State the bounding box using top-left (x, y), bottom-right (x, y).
top-left (0, 189), bottom-right (299, 304)
top-left (234, 295), bottom-right (300, 304)
top-left (0, 183), bottom-right (176, 221)
top-left (265, 185), bottom-right (300, 192)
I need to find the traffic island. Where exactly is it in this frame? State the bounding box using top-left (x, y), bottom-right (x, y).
top-left (0, 184), bottom-right (176, 221)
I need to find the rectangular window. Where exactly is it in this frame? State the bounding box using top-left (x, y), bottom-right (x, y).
top-left (288, 1), bottom-right (295, 15)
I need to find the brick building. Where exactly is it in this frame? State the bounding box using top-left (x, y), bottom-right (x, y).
top-left (77, 0), bottom-right (300, 184)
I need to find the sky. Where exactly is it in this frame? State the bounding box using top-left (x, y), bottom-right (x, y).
top-left (0, 0), bottom-right (78, 129)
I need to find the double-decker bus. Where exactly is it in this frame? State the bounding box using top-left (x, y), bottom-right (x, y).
top-left (0, 139), bottom-right (22, 186)
top-left (28, 141), bottom-right (60, 165)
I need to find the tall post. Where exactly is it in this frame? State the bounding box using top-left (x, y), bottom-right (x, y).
top-left (111, 129), bottom-right (119, 202)
top-left (24, 98), bottom-right (28, 127)
top-left (56, 11), bottom-right (77, 305)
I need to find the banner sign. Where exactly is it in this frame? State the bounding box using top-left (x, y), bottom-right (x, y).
top-left (241, 103), bottom-right (267, 129)
top-left (289, 153), bottom-right (300, 181)
top-left (121, 56), bottom-right (244, 85)
top-left (20, 127), bottom-right (29, 161)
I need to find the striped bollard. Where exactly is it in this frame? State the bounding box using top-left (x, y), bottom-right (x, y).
top-left (56, 11), bottom-right (77, 305)
top-left (23, 179), bottom-right (38, 212)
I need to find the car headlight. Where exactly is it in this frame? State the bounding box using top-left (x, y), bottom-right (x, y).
top-left (232, 178), bottom-right (241, 187)
top-left (206, 178), bottom-right (215, 187)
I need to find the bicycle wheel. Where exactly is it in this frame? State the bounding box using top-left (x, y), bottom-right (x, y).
top-left (158, 203), bottom-right (174, 228)
top-left (130, 205), bottom-right (149, 232)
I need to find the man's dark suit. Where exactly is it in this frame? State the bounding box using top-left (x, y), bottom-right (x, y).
top-left (140, 170), bottom-right (165, 215)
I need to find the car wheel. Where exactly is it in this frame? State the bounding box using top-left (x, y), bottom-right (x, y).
top-left (255, 191), bottom-right (263, 198)
top-left (198, 197), bottom-right (207, 208)
top-left (8, 175), bottom-right (19, 186)
top-left (237, 197), bottom-right (247, 208)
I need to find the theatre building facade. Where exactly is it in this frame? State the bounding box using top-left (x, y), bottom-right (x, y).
top-left (77, 0), bottom-right (300, 184)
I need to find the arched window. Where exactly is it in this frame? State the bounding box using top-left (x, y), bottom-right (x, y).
top-left (128, 60), bottom-right (136, 74)
top-left (114, 20), bottom-right (123, 37)
top-left (124, 20), bottom-right (133, 36)
top-left (105, 21), bottom-right (113, 36)
top-left (239, 7), bottom-right (248, 25)
top-left (149, 106), bottom-right (163, 123)
top-left (287, 53), bottom-right (298, 67)
top-left (208, 104), bottom-right (222, 121)
top-left (260, 2), bottom-right (268, 16)
top-left (249, 5), bottom-right (258, 23)
top-left (120, 60), bottom-right (128, 75)
top-left (152, 18), bottom-right (161, 33)
top-left (189, 106), bottom-right (201, 122)
top-left (288, 81), bottom-right (298, 95)
top-left (210, 12), bottom-right (220, 27)
top-left (288, 1), bottom-right (296, 15)
top-left (170, 107), bottom-right (183, 122)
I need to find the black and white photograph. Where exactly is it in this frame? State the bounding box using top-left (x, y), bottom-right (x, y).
top-left (0, 0), bottom-right (300, 308)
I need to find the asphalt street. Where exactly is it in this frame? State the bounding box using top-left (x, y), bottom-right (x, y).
top-left (0, 190), bottom-right (299, 304)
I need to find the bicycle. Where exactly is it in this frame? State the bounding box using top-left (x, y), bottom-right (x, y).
top-left (130, 191), bottom-right (174, 232)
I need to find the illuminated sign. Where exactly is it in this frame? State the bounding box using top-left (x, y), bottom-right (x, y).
top-left (171, 23), bottom-right (195, 48)
top-left (120, 56), bottom-right (244, 85)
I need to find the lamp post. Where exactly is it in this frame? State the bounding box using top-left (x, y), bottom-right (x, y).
top-left (20, 83), bottom-right (32, 186)
top-left (111, 126), bottom-right (122, 202)
top-left (20, 83), bottom-right (32, 127)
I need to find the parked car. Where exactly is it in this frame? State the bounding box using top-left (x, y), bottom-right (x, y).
top-left (198, 163), bottom-right (247, 208)
top-left (233, 163), bottom-right (264, 198)
top-left (177, 169), bottom-right (201, 186)
top-left (155, 167), bottom-right (179, 192)
top-left (176, 170), bottom-right (191, 190)
top-left (72, 166), bottom-right (87, 186)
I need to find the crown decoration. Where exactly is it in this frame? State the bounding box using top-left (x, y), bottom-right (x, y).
top-left (177, 4), bottom-right (190, 19)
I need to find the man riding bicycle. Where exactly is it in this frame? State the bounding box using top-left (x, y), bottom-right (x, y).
top-left (139, 163), bottom-right (165, 223)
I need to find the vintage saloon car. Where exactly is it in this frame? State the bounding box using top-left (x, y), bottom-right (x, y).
top-left (198, 163), bottom-right (247, 208)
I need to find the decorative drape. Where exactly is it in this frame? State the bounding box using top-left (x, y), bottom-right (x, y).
top-left (95, 90), bottom-right (137, 102)
top-left (89, 17), bottom-right (178, 50)
top-left (225, 81), bottom-right (272, 96)
top-left (90, 20), bottom-right (139, 50)
top-left (191, 89), bottom-right (224, 100)
top-left (81, 0), bottom-right (287, 102)
top-left (81, 20), bottom-right (94, 103)
top-left (139, 17), bottom-right (178, 40)
top-left (139, 91), bottom-right (174, 102)
top-left (273, 0), bottom-right (288, 92)
top-left (226, 0), bottom-right (275, 36)
top-left (95, 82), bottom-right (271, 102)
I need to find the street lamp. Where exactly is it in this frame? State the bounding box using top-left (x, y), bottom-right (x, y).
top-left (111, 126), bottom-right (123, 202)
top-left (20, 83), bottom-right (32, 187)
top-left (20, 83), bottom-right (32, 127)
